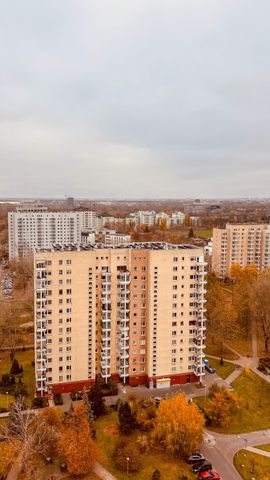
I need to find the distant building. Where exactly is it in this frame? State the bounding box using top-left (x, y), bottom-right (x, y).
top-left (131, 211), bottom-right (156, 226)
top-left (170, 211), bottom-right (185, 226)
top-left (212, 224), bottom-right (270, 278)
top-left (66, 197), bottom-right (75, 208)
top-left (104, 232), bottom-right (131, 245)
top-left (9, 206), bottom-right (84, 257)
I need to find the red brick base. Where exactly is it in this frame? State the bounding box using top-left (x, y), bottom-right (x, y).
top-left (49, 379), bottom-right (95, 394)
top-left (45, 372), bottom-right (200, 395)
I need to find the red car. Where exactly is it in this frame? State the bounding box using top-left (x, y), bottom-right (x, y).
top-left (198, 470), bottom-right (220, 480)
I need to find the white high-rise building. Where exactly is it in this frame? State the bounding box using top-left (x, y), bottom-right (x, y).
top-left (8, 206), bottom-right (85, 258)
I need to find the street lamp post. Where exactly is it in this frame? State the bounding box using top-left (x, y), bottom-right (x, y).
top-left (6, 391), bottom-right (8, 411)
top-left (126, 457), bottom-right (130, 478)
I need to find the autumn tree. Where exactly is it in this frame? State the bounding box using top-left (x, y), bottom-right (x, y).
top-left (231, 264), bottom-right (257, 337)
top-left (152, 393), bottom-right (204, 457)
top-left (206, 274), bottom-right (238, 358)
top-left (130, 396), bottom-right (156, 431)
top-left (250, 270), bottom-right (270, 353)
top-left (0, 399), bottom-right (61, 478)
top-left (204, 384), bottom-right (240, 428)
top-left (59, 403), bottom-right (99, 476)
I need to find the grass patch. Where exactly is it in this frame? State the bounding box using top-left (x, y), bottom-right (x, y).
top-left (196, 370), bottom-right (270, 434)
top-left (234, 449), bottom-right (270, 480)
top-left (95, 410), bottom-right (195, 480)
top-left (0, 349), bottom-right (35, 407)
top-left (204, 357), bottom-right (236, 380)
top-left (256, 444), bottom-right (270, 453)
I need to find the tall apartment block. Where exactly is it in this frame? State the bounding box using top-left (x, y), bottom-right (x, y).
top-left (8, 206), bottom-right (97, 258)
top-left (34, 242), bottom-right (207, 396)
top-left (212, 224), bottom-right (270, 279)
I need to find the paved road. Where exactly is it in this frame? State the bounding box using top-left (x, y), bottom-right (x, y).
top-left (202, 428), bottom-right (270, 480)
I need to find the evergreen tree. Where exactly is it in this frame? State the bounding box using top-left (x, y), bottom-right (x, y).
top-left (88, 383), bottom-right (105, 418)
top-left (188, 227), bottom-right (194, 238)
top-left (118, 401), bottom-right (137, 435)
top-left (10, 358), bottom-right (21, 375)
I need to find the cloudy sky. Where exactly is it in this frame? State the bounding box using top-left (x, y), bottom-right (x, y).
top-left (1, 0), bottom-right (270, 198)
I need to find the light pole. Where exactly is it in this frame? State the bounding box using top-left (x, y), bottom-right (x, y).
top-left (6, 391), bottom-right (8, 411)
top-left (126, 457), bottom-right (130, 478)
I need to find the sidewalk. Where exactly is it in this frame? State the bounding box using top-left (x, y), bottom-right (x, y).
top-left (246, 446), bottom-right (270, 458)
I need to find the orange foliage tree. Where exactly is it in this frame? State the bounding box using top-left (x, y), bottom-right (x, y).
top-left (204, 384), bottom-right (240, 428)
top-left (152, 393), bottom-right (204, 457)
top-left (59, 403), bottom-right (99, 476)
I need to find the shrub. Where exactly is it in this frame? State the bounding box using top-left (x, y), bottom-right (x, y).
top-left (32, 396), bottom-right (49, 408)
top-left (53, 393), bottom-right (63, 405)
top-left (1, 374), bottom-right (15, 387)
top-left (152, 469), bottom-right (161, 480)
top-left (14, 383), bottom-right (28, 398)
top-left (136, 434), bottom-right (149, 454)
top-left (0, 407), bottom-right (8, 413)
top-left (113, 439), bottom-right (141, 472)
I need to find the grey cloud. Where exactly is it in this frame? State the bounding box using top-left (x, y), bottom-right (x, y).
top-left (0, 0), bottom-right (270, 197)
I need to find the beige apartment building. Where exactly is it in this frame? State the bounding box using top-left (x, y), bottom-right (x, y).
top-left (212, 224), bottom-right (270, 279)
top-left (34, 242), bottom-right (207, 396)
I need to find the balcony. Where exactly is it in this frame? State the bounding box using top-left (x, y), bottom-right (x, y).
top-left (120, 297), bottom-right (130, 304)
top-left (101, 323), bottom-right (111, 333)
top-left (120, 276), bottom-right (130, 286)
top-left (101, 352), bottom-right (111, 361)
top-left (120, 307), bottom-right (130, 314)
top-left (101, 297), bottom-right (111, 305)
top-left (120, 352), bottom-right (129, 360)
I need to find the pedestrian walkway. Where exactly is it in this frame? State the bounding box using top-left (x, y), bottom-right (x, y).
top-left (93, 462), bottom-right (118, 480)
top-left (225, 368), bottom-right (243, 385)
top-left (246, 446), bottom-right (270, 458)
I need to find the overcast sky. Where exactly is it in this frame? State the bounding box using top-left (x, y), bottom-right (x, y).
top-left (1, 0), bottom-right (270, 198)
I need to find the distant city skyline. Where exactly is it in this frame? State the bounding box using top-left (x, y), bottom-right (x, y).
top-left (1, 1), bottom-right (270, 198)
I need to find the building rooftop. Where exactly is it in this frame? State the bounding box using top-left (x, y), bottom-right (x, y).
top-left (35, 241), bottom-right (200, 253)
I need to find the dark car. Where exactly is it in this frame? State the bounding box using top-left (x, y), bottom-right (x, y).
top-left (192, 461), bottom-right (212, 474)
top-left (205, 365), bottom-right (216, 374)
top-left (187, 453), bottom-right (205, 464)
top-left (198, 469), bottom-right (220, 479)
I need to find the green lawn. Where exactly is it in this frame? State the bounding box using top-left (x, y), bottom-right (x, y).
top-left (0, 349), bottom-right (35, 407)
top-left (234, 449), bottom-right (270, 480)
top-left (204, 357), bottom-right (235, 380)
top-left (95, 410), bottom-right (195, 480)
top-left (256, 444), bottom-right (270, 453)
top-left (196, 370), bottom-right (270, 434)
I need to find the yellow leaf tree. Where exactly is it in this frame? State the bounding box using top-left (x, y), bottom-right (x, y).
top-left (59, 403), bottom-right (99, 476)
top-left (152, 393), bottom-right (204, 457)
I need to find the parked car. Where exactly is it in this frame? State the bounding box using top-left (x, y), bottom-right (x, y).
top-left (205, 365), bottom-right (216, 374)
top-left (187, 453), bottom-right (205, 464)
top-left (192, 461), bottom-right (212, 474)
top-left (198, 469), bottom-right (220, 479)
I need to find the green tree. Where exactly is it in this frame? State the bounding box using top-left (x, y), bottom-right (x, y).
top-left (10, 358), bottom-right (21, 375)
top-left (188, 227), bottom-right (194, 238)
top-left (118, 401), bottom-right (137, 434)
top-left (88, 383), bottom-right (105, 418)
